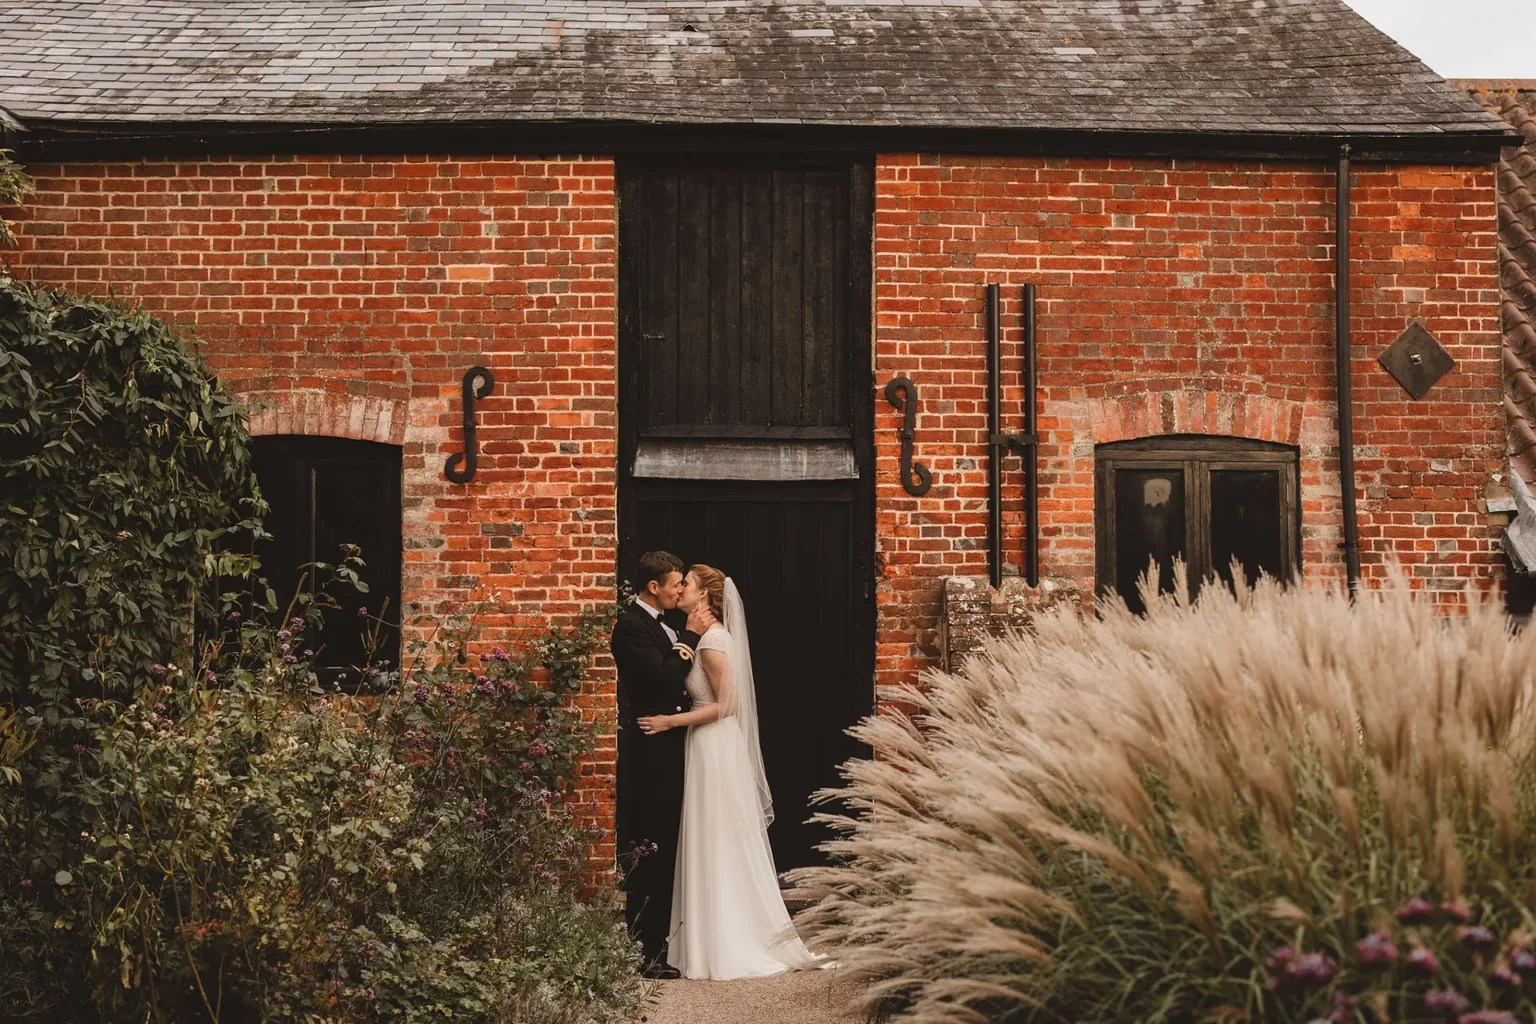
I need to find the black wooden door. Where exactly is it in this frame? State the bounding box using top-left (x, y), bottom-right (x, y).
top-left (618, 156), bottom-right (875, 873)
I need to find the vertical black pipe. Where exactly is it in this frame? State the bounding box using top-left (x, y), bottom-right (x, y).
top-left (1022, 284), bottom-right (1039, 587)
top-left (1336, 143), bottom-right (1361, 593)
top-left (986, 283), bottom-right (1003, 589)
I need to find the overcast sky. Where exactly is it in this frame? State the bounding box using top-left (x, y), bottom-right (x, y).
top-left (1342, 0), bottom-right (1536, 80)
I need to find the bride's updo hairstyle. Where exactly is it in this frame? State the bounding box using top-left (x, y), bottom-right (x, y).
top-left (687, 564), bottom-right (726, 620)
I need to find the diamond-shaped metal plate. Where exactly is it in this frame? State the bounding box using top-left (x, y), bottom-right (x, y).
top-left (1377, 322), bottom-right (1454, 400)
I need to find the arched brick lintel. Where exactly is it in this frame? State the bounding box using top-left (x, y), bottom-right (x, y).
top-left (1087, 389), bottom-right (1306, 447)
top-left (240, 390), bottom-right (409, 447)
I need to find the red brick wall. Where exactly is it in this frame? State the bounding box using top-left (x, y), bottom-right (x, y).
top-left (873, 155), bottom-right (1503, 688)
top-left (6, 151), bottom-right (1505, 871)
top-left (6, 155), bottom-right (624, 875)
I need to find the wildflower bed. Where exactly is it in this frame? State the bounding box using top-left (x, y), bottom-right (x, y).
top-left (0, 275), bottom-right (646, 1022)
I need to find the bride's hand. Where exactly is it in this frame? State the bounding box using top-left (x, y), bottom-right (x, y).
top-left (637, 715), bottom-right (672, 735)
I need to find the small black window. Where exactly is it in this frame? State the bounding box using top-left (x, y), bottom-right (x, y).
top-left (1095, 436), bottom-right (1299, 612)
top-left (249, 436), bottom-right (402, 688)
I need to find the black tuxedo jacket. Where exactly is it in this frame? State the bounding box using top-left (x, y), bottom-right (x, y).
top-left (610, 599), bottom-right (701, 949)
top-left (610, 601), bottom-right (699, 724)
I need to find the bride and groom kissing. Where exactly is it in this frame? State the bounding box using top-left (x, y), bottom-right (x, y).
top-left (610, 550), bottom-right (825, 981)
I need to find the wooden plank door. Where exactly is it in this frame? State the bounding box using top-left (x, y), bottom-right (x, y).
top-left (617, 155), bottom-right (875, 873)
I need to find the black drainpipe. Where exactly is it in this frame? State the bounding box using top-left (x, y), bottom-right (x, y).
top-left (1336, 142), bottom-right (1362, 593)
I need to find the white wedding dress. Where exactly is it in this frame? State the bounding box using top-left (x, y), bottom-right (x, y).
top-left (667, 587), bottom-right (821, 980)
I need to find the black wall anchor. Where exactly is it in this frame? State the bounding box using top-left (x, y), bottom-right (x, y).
top-left (884, 375), bottom-right (932, 497)
top-left (444, 365), bottom-right (495, 484)
top-left (986, 283), bottom-right (1041, 588)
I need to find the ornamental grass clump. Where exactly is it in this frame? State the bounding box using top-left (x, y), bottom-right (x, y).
top-left (789, 569), bottom-right (1536, 1024)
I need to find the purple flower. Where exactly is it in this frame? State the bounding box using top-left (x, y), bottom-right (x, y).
top-left (153, 703), bottom-right (167, 715)
top-left (150, 664), bottom-right (167, 678)
top-left (479, 652), bottom-right (490, 663)
top-left (478, 680), bottom-right (496, 695)
top-left (19, 879), bottom-right (32, 889)
top-left (1330, 990), bottom-right (1355, 1022)
top-left (1458, 1014), bottom-right (1520, 1024)
top-left (290, 617), bottom-right (305, 630)
top-left (277, 629), bottom-right (291, 641)
top-left (1490, 965), bottom-right (1520, 987)
top-left (1424, 989), bottom-right (1470, 1014)
top-left (1460, 925), bottom-right (1497, 948)
top-left (493, 646), bottom-right (509, 662)
top-left (473, 806), bottom-right (487, 820)
top-left (1356, 930), bottom-right (1398, 965)
top-left (1285, 953), bottom-right (1337, 986)
top-left (1442, 900), bottom-right (1473, 923)
top-left (1409, 947), bottom-right (1441, 974)
top-left (327, 876), bottom-right (340, 888)
top-left (357, 606), bottom-right (368, 617)
top-left (227, 611), bottom-right (241, 622)
top-left (282, 654), bottom-right (296, 664)
top-left (72, 744), bottom-right (85, 754)
top-left (501, 680), bottom-right (519, 695)
top-left (1512, 948), bottom-right (1536, 973)
top-left (1398, 897), bottom-right (1437, 923)
top-left (205, 670), bottom-right (217, 684)
top-left (412, 685), bottom-right (430, 705)
top-left (302, 649), bottom-right (313, 659)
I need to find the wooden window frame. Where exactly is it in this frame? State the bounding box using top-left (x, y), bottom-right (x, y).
top-left (1094, 435), bottom-right (1300, 600)
top-left (249, 435), bottom-right (403, 691)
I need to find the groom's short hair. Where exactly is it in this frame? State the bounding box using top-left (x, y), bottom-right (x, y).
top-left (633, 550), bottom-right (684, 591)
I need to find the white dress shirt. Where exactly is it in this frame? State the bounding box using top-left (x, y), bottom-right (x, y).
top-left (636, 597), bottom-right (678, 644)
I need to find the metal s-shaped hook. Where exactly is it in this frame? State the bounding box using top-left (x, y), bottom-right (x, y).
top-left (444, 365), bottom-right (495, 484)
top-left (884, 375), bottom-right (932, 497)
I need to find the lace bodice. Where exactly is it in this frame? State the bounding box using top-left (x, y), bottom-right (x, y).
top-left (685, 625), bottom-right (731, 708)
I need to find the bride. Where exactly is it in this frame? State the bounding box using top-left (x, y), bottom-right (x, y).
top-left (636, 564), bottom-right (823, 980)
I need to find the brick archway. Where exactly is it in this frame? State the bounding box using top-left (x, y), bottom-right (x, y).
top-left (241, 390), bottom-right (409, 446)
top-left (1085, 388), bottom-right (1307, 447)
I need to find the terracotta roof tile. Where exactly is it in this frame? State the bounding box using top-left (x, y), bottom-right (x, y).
top-left (1466, 85), bottom-right (1536, 483)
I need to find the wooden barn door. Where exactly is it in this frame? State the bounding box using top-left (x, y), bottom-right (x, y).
top-left (617, 156), bottom-right (875, 873)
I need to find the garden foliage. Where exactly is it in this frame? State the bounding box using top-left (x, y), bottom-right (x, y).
top-left (0, 279), bottom-right (645, 1022)
top-left (790, 570), bottom-right (1536, 1024)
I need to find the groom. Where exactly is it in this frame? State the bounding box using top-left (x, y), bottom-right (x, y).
top-left (611, 550), bottom-right (714, 978)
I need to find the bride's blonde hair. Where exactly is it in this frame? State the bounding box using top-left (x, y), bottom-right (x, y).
top-left (687, 564), bottom-right (726, 619)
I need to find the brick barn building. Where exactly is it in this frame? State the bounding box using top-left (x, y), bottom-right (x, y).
top-left (0, 0), bottom-right (1518, 874)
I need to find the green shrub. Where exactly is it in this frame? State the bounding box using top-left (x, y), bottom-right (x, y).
top-left (1, 278), bottom-right (647, 1022)
top-left (790, 571), bottom-right (1536, 1024)
top-left (0, 275), bottom-right (263, 746)
top-left (2, 568), bottom-right (647, 1023)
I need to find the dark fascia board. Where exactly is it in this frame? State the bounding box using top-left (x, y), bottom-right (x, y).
top-left (9, 118), bottom-right (1514, 165)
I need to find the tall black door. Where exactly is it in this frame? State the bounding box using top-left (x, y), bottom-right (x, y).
top-left (618, 156), bottom-right (875, 872)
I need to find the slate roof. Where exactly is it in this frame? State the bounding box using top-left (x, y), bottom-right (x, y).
top-left (0, 0), bottom-right (1509, 138)
top-left (1466, 85), bottom-right (1536, 484)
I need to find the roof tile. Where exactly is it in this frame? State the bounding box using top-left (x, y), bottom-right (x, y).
top-left (0, 0), bottom-right (1509, 135)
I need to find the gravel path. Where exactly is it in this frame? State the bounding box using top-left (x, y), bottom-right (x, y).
top-left (639, 965), bottom-right (867, 1024)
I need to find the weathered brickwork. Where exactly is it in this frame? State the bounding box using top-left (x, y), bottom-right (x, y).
top-left (6, 151), bottom-right (1505, 872)
top-left (873, 155), bottom-right (1504, 686)
top-left (7, 155), bottom-right (624, 873)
